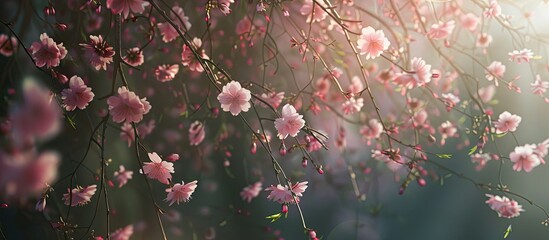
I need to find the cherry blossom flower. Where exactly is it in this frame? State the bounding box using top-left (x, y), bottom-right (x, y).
top-left (0, 34), bottom-right (18, 57)
top-left (476, 33), bottom-right (492, 48)
top-left (531, 75), bottom-right (549, 96)
top-left (218, 0), bottom-right (235, 15)
top-left (341, 97), bottom-right (364, 115)
top-left (348, 76), bottom-right (364, 95)
top-left (181, 38), bottom-right (209, 72)
top-left (274, 104), bottom-right (305, 139)
top-left (62, 185), bottom-right (97, 206)
top-left (240, 182), bottom-right (262, 203)
top-left (143, 152), bottom-right (174, 184)
top-left (300, 0), bottom-right (327, 23)
top-left (61, 76), bottom-right (95, 111)
top-left (484, 1), bottom-right (502, 18)
top-left (120, 122), bottom-right (135, 147)
top-left (113, 165), bottom-right (133, 188)
top-left (306, 135), bottom-right (323, 152)
top-left (265, 181), bottom-right (308, 204)
top-left (109, 225), bottom-right (134, 240)
top-left (427, 20), bottom-right (455, 39)
top-left (471, 153), bottom-right (491, 171)
top-left (106, 0), bottom-right (148, 19)
top-left (485, 194), bottom-right (523, 218)
top-left (165, 180), bottom-right (198, 205)
top-left (485, 61), bottom-right (505, 86)
top-left (189, 121), bottom-right (206, 146)
top-left (359, 119), bottom-right (383, 145)
top-left (29, 33), bottom-right (67, 68)
top-left (259, 92), bottom-right (285, 109)
top-left (122, 47), bottom-right (144, 67)
top-left (508, 49), bottom-right (533, 64)
top-left (154, 64), bottom-right (179, 82)
top-left (217, 81), bottom-right (251, 116)
top-left (441, 93), bottom-right (460, 112)
top-left (460, 13), bottom-right (479, 32)
top-left (356, 26), bottom-right (390, 60)
top-left (509, 145), bottom-right (541, 172)
top-left (494, 111), bottom-right (521, 133)
top-left (107, 87), bottom-right (151, 123)
top-left (157, 6), bottom-right (191, 43)
top-left (478, 85), bottom-right (496, 103)
top-left (80, 35), bottom-right (115, 71)
top-left (393, 57), bottom-right (432, 91)
top-left (439, 121), bottom-right (457, 145)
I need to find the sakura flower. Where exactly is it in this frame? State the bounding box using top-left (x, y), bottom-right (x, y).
top-left (478, 85), bottom-right (496, 103)
top-left (274, 104), bottom-right (305, 139)
top-left (217, 81), bottom-right (251, 116)
top-left (143, 152), bottom-right (174, 184)
top-left (300, 0), bottom-right (327, 22)
top-left (471, 153), bottom-right (491, 171)
top-left (485, 61), bottom-right (505, 86)
top-left (259, 92), bottom-right (285, 109)
top-left (0, 34), bottom-right (18, 57)
top-left (494, 111), bottom-right (521, 133)
top-left (120, 122), bottom-right (135, 147)
top-left (341, 97), bottom-right (364, 115)
top-left (113, 165), bottom-right (133, 188)
top-left (534, 139), bottom-right (549, 164)
top-left (531, 75), bottom-right (549, 96)
top-left (485, 194), bottom-right (523, 218)
top-left (360, 119), bottom-right (383, 145)
top-left (460, 13), bottom-right (479, 32)
top-left (509, 145), bottom-right (541, 172)
top-left (189, 121), bottom-right (205, 146)
top-left (80, 35), bottom-right (115, 71)
top-left (165, 180), bottom-right (198, 205)
top-left (110, 225), bottom-right (134, 240)
top-left (181, 38), bottom-right (209, 72)
top-left (265, 181), bottom-right (308, 204)
top-left (107, 87), bottom-right (151, 123)
top-left (356, 26), bottom-right (390, 60)
top-left (483, 1), bottom-right (502, 18)
top-left (122, 47), bottom-right (144, 67)
top-left (61, 76), bottom-right (95, 111)
top-left (29, 33), bottom-right (67, 68)
top-left (157, 6), bottom-right (191, 43)
top-left (476, 33), bottom-right (493, 48)
top-left (62, 185), bottom-right (97, 206)
top-left (427, 20), bottom-right (455, 39)
top-left (508, 49), bottom-right (533, 64)
top-left (438, 121), bottom-right (457, 145)
top-left (240, 182), bottom-right (262, 203)
top-left (218, 0), bottom-right (235, 15)
top-left (441, 93), bottom-right (460, 112)
top-left (306, 135), bottom-right (323, 152)
top-left (106, 0), bottom-right (148, 19)
top-left (154, 64), bottom-right (179, 82)
top-left (348, 76), bottom-right (364, 95)
top-left (393, 57), bottom-right (432, 91)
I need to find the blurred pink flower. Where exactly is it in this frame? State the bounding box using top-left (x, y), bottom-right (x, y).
top-left (393, 58), bottom-right (432, 91)
top-left (476, 33), bottom-right (492, 48)
top-left (300, 0), bottom-right (327, 22)
top-left (114, 165), bottom-right (133, 188)
top-left (29, 33), bottom-right (67, 68)
top-left (274, 104), bottom-right (305, 139)
top-left (0, 34), bottom-right (17, 57)
top-left (259, 91), bottom-right (285, 109)
top-left (485, 194), bottom-right (523, 218)
top-left (357, 26), bottom-right (390, 60)
top-left (494, 111), bottom-right (521, 133)
top-left (218, 0), bottom-right (235, 15)
top-left (189, 121), bottom-right (205, 146)
top-left (510, 145), bottom-right (541, 172)
top-left (62, 185), bottom-right (97, 206)
top-left (427, 20), bottom-right (455, 39)
top-left (240, 182), bottom-right (262, 203)
top-left (460, 13), bottom-right (479, 32)
top-left (508, 49), bottom-right (533, 64)
top-left (61, 75), bottom-right (95, 111)
top-left (80, 35), bottom-right (115, 70)
top-left (157, 6), bottom-right (191, 43)
top-left (478, 85), bottom-right (496, 103)
top-left (348, 76), bottom-right (364, 95)
top-left (143, 152), bottom-right (174, 184)
top-left (122, 47), bottom-right (144, 67)
top-left (438, 121), bottom-right (457, 145)
top-left (107, 87), bottom-right (151, 123)
top-left (181, 38), bottom-right (208, 72)
top-left (483, 1), bottom-right (501, 18)
top-left (531, 75), bottom-right (549, 96)
top-left (341, 97), bottom-right (364, 115)
top-left (217, 81), bottom-right (251, 116)
top-left (471, 153), bottom-right (491, 171)
top-left (485, 61), bottom-right (505, 86)
top-left (165, 180), bottom-right (198, 205)
top-left (120, 122), bottom-right (135, 147)
top-left (110, 225), bottom-right (134, 240)
top-left (106, 0), bottom-right (147, 19)
top-left (360, 119), bottom-right (383, 145)
top-left (154, 64), bottom-right (179, 82)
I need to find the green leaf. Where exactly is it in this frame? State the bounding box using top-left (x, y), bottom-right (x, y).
top-left (66, 115), bottom-right (77, 129)
top-left (503, 224), bottom-right (512, 238)
top-left (436, 153), bottom-right (453, 159)
top-left (468, 145), bottom-right (478, 155)
top-left (266, 213), bottom-right (282, 223)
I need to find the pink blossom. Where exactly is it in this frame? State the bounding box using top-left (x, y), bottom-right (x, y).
top-left (494, 111), bottom-right (521, 133)
top-left (240, 182), bottom-right (262, 203)
top-left (341, 97), bottom-right (364, 115)
top-left (460, 13), bottom-right (479, 32)
top-left (478, 85), bottom-right (496, 103)
top-left (259, 91), bottom-right (285, 109)
top-left (62, 185), bottom-right (97, 206)
top-left (509, 145), bottom-right (541, 172)
top-left (476, 33), bottom-right (492, 48)
top-left (265, 181), bottom-right (308, 204)
top-left (110, 225), bottom-right (134, 240)
top-left (306, 135), bottom-right (323, 152)
top-left (61, 76), bottom-right (95, 111)
top-left (484, 1), bottom-right (502, 18)
top-left (274, 104), bottom-right (305, 139)
top-left (360, 119), bottom-right (383, 145)
top-left (441, 93), bottom-right (460, 111)
top-left (508, 49), bottom-right (533, 64)
top-left (300, 0), bottom-right (327, 23)
top-left (189, 121), bottom-right (206, 146)
top-left (181, 38), bottom-right (209, 72)
top-left (154, 64), bottom-right (179, 82)
top-left (348, 76), bottom-right (364, 95)
top-left (0, 34), bottom-right (17, 57)
top-left (471, 153), bottom-right (491, 171)
top-left (106, 0), bottom-right (147, 19)
top-left (393, 57), bottom-right (432, 90)
top-left (217, 81), bottom-right (251, 116)
top-left (143, 152), bottom-right (174, 184)
top-left (80, 35), bottom-right (115, 70)
top-left (531, 75), bottom-right (549, 96)
top-left (120, 122), bottom-right (135, 147)
top-left (485, 61), bottom-right (505, 86)
top-left (29, 33), bottom-right (67, 68)
top-left (485, 194), bottom-right (523, 218)
top-left (157, 6), bottom-right (191, 43)
top-left (439, 121), bottom-right (457, 145)
top-left (107, 87), bottom-right (151, 123)
top-left (114, 165), bottom-right (133, 188)
top-left (427, 20), bottom-right (455, 39)
top-left (122, 47), bottom-right (144, 67)
top-left (356, 26), bottom-right (390, 60)
top-left (218, 0), bottom-right (235, 15)
top-left (534, 139), bottom-right (549, 164)
top-left (165, 180), bottom-right (198, 205)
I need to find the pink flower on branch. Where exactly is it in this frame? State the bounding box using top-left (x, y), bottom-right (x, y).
top-left (181, 38), bottom-right (209, 72)
top-left (485, 61), bottom-right (505, 86)
top-left (122, 47), bottom-right (144, 67)
top-left (274, 104), bottom-right (305, 139)
top-left (426, 20), bottom-right (455, 40)
top-left (62, 185), bottom-right (97, 206)
top-left (241, 182), bottom-right (262, 203)
top-left (157, 6), bottom-right (191, 43)
top-left (494, 111), bottom-right (521, 134)
top-left (109, 225), bottom-right (134, 240)
top-left (357, 26), bottom-right (390, 60)
top-left (510, 145), bottom-right (541, 172)
top-left (114, 165), bottom-right (133, 188)
top-left (61, 76), bottom-right (95, 111)
top-left (80, 35), bottom-right (115, 71)
top-left (485, 194), bottom-right (523, 218)
top-left (165, 180), bottom-right (198, 205)
top-left (107, 87), bottom-right (151, 123)
top-left (189, 121), bottom-right (206, 146)
top-left (217, 81), bottom-right (251, 116)
top-left (265, 181), bottom-right (308, 204)
top-left (154, 64), bottom-right (179, 82)
top-left (106, 0), bottom-right (148, 19)
top-left (29, 33), bottom-right (67, 68)
top-left (143, 152), bottom-right (174, 185)
top-left (0, 34), bottom-right (17, 57)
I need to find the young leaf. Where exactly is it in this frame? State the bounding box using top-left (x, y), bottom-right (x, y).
top-left (503, 224), bottom-right (512, 239)
top-left (266, 213), bottom-right (282, 223)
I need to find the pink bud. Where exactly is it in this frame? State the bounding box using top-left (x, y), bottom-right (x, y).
top-left (281, 204), bottom-right (288, 213)
top-left (250, 142), bottom-right (257, 154)
top-left (166, 154), bottom-right (180, 162)
top-left (56, 23), bottom-right (68, 31)
top-left (0, 203), bottom-right (7, 208)
top-left (108, 180), bottom-right (114, 188)
top-left (302, 157), bottom-right (308, 168)
top-left (308, 230), bottom-right (317, 238)
top-left (279, 143), bottom-right (287, 156)
top-left (317, 166), bottom-right (324, 175)
top-left (417, 178), bottom-right (427, 187)
top-left (225, 151), bottom-right (232, 158)
top-left (398, 187), bottom-right (405, 195)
